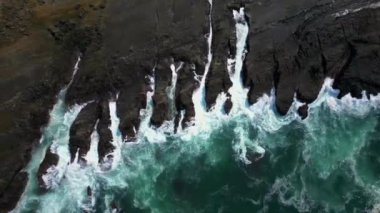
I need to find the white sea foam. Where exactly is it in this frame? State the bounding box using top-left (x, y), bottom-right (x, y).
top-left (333, 2), bottom-right (380, 17)
top-left (137, 69), bottom-right (169, 144)
top-left (41, 103), bottom-right (86, 190)
top-left (192, 0), bottom-right (213, 127)
top-left (308, 78), bottom-right (380, 116)
top-left (177, 110), bottom-right (186, 133)
top-left (107, 99), bottom-right (123, 170)
top-left (167, 62), bottom-right (183, 119)
top-left (84, 120), bottom-right (100, 167)
top-left (69, 56), bottom-right (81, 84)
top-left (12, 55), bottom-right (86, 212)
top-left (42, 55), bottom-right (83, 156)
top-left (140, 71), bottom-right (156, 133)
top-left (12, 4), bottom-right (380, 213)
top-left (224, 8), bottom-right (268, 163)
top-left (41, 83), bottom-right (91, 189)
top-left (160, 62), bottom-right (184, 134)
top-left (228, 8), bottom-right (250, 114)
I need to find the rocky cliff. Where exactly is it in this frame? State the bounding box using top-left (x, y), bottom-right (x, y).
top-left (1, 0), bottom-right (380, 211)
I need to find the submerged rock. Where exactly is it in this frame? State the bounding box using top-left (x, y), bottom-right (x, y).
top-left (298, 104), bottom-right (309, 120)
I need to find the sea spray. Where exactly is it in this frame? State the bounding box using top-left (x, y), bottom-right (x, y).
top-left (12, 5), bottom-right (380, 213)
top-left (70, 56), bottom-right (81, 83)
top-left (45, 102), bottom-right (89, 189)
top-left (225, 8), bottom-right (267, 163)
top-left (139, 71), bottom-right (156, 134)
top-left (84, 120), bottom-right (100, 167)
top-left (167, 62), bottom-right (183, 120)
top-left (12, 56), bottom-right (85, 212)
top-left (40, 103), bottom-right (86, 190)
top-left (333, 2), bottom-right (380, 17)
top-left (159, 62), bottom-right (184, 134)
top-left (177, 110), bottom-right (186, 133)
top-left (192, 0), bottom-right (213, 126)
top-left (14, 62), bottom-right (380, 213)
top-left (227, 7), bottom-right (250, 113)
top-left (137, 69), bottom-right (169, 143)
top-left (105, 98), bottom-right (123, 170)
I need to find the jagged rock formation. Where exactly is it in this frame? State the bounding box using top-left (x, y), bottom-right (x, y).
top-left (1, 0), bottom-right (380, 211)
top-left (96, 100), bottom-right (114, 162)
top-left (244, 0), bottom-right (380, 115)
top-left (0, 0), bottom-right (105, 210)
top-left (67, 99), bottom-right (115, 164)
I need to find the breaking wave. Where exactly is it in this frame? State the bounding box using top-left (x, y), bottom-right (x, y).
top-left (12, 5), bottom-right (380, 213)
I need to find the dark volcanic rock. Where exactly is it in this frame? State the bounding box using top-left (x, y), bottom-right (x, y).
top-left (0, 51), bottom-right (89, 211)
top-left (224, 97), bottom-right (233, 114)
top-left (0, 0), bottom-right (105, 210)
top-left (69, 99), bottom-right (114, 164)
top-left (333, 8), bottom-right (378, 100)
top-left (0, 170), bottom-right (27, 211)
top-left (103, 0), bottom-right (209, 132)
top-left (65, 0), bottom-right (211, 136)
top-left (244, 0), bottom-right (380, 114)
top-left (1, 0), bottom-right (380, 211)
top-left (97, 100), bottom-right (114, 162)
top-left (205, 1), bottom-right (234, 109)
top-left (176, 63), bottom-right (197, 127)
top-left (69, 102), bottom-right (99, 163)
top-left (37, 148), bottom-right (59, 189)
top-left (87, 186), bottom-right (92, 197)
top-left (115, 61), bottom-right (151, 140)
top-left (151, 58), bottom-right (173, 127)
top-left (298, 104), bottom-right (309, 120)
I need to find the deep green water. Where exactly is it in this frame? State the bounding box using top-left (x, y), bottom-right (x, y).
top-left (104, 100), bottom-right (380, 213)
top-left (13, 85), bottom-right (380, 213)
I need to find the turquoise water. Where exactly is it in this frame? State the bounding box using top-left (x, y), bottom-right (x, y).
top-left (12, 5), bottom-right (380, 213)
top-left (13, 83), bottom-right (380, 213)
top-left (105, 98), bottom-right (380, 213)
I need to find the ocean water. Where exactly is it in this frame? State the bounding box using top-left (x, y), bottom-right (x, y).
top-left (12, 5), bottom-right (380, 213)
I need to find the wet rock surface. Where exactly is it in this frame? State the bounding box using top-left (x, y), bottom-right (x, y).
top-left (297, 104), bottom-right (309, 120)
top-left (37, 149), bottom-right (59, 189)
top-left (244, 0), bottom-right (380, 115)
top-left (1, 0), bottom-right (380, 211)
top-left (0, 0), bottom-right (105, 210)
top-left (151, 59), bottom-right (173, 127)
top-left (205, 0), bottom-right (234, 110)
top-left (97, 100), bottom-right (114, 162)
top-left (69, 102), bottom-right (99, 163)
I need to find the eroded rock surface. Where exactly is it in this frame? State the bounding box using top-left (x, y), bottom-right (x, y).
top-left (244, 0), bottom-right (380, 115)
top-left (1, 0), bottom-right (380, 211)
top-left (0, 0), bottom-right (105, 210)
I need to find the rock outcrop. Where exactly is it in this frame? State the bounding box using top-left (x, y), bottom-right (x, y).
top-left (243, 0), bottom-right (380, 115)
top-left (0, 0), bottom-right (106, 210)
top-left (69, 102), bottom-right (99, 163)
top-left (1, 0), bottom-right (380, 211)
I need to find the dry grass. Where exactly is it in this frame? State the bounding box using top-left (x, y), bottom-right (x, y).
top-left (0, 31), bottom-right (53, 79)
top-left (32, 0), bottom-right (104, 25)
